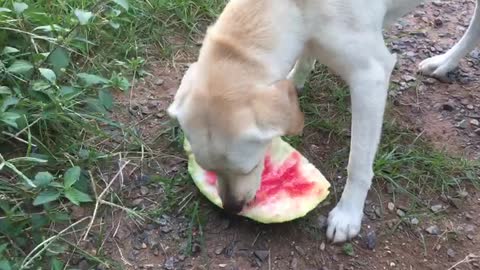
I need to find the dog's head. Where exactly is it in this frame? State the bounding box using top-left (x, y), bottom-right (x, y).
top-left (167, 45), bottom-right (304, 214)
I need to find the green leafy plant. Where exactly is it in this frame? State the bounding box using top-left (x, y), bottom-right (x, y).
top-left (343, 243), bottom-right (355, 257)
top-left (32, 166), bottom-right (92, 207)
top-left (0, 0), bottom-right (136, 268)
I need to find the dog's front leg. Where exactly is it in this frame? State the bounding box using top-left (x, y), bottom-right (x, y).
top-left (419, 0), bottom-right (480, 78)
top-left (326, 46), bottom-right (397, 243)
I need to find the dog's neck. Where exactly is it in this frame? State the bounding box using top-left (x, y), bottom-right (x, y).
top-left (199, 0), bottom-right (307, 83)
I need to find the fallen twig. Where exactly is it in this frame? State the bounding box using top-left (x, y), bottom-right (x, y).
top-left (20, 217), bottom-right (90, 269)
top-left (448, 253), bottom-right (480, 270)
top-left (82, 160), bottom-right (130, 240)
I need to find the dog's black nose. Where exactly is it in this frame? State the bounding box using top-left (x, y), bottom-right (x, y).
top-left (222, 200), bottom-right (244, 214)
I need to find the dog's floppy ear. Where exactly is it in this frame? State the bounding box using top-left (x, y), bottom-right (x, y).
top-left (253, 79), bottom-right (304, 138)
top-left (167, 62), bottom-right (198, 119)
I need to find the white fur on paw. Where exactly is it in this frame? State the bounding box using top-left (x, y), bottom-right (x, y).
top-left (326, 204), bottom-right (362, 243)
top-left (418, 54), bottom-right (456, 78)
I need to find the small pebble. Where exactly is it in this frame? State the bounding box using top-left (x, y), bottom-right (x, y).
top-left (365, 230), bottom-right (377, 250)
top-left (424, 78), bottom-right (436, 85)
top-left (456, 120), bottom-right (468, 129)
top-left (388, 202), bottom-right (395, 212)
top-left (469, 113), bottom-right (480, 119)
top-left (156, 215), bottom-right (169, 226)
top-left (470, 119), bottom-right (480, 126)
top-left (133, 240), bottom-right (144, 250)
top-left (430, 204), bottom-right (443, 213)
top-left (290, 257), bottom-right (298, 269)
top-left (387, 220), bottom-right (395, 229)
top-left (425, 225), bottom-right (441, 235)
top-left (396, 209), bottom-right (406, 217)
top-left (464, 224), bottom-right (476, 233)
top-left (215, 246), bottom-right (224, 255)
top-left (386, 184), bottom-right (395, 194)
top-left (140, 186), bottom-right (149, 195)
top-left (254, 250), bottom-right (269, 262)
top-left (78, 260), bottom-right (89, 270)
top-left (164, 257), bottom-right (175, 270)
top-left (403, 75), bottom-right (416, 82)
top-left (461, 98), bottom-right (470, 106)
top-left (434, 18), bottom-right (443, 27)
top-left (154, 78), bottom-right (164, 85)
top-left (458, 190), bottom-right (469, 198)
top-left (448, 197), bottom-right (463, 209)
top-left (294, 245), bottom-right (306, 257)
top-left (192, 243), bottom-right (201, 254)
top-left (411, 217), bottom-right (419, 225)
top-left (317, 215), bottom-right (328, 229)
top-left (161, 226), bottom-right (173, 233)
top-left (132, 198), bottom-right (144, 206)
top-left (447, 248), bottom-right (456, 258)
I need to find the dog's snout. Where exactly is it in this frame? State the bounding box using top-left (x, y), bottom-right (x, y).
top-left (222, 199), bottom-right (245, 214)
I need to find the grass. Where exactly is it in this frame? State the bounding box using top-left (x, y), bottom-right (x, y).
top-left (287, 63), bottom-right (480, 237)
top-left (1, 0), bottom-right (479, 269)
top-left (0, 0), bottom-right (225, 269)
top-left (288, 64), bottom-right (480, 198)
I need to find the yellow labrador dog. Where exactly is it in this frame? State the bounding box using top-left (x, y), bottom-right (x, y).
top-left (168, 0), bottom-right (480, 243)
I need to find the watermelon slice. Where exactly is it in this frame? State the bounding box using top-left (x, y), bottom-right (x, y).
top-left (184, 137), bottom-right (331, 224)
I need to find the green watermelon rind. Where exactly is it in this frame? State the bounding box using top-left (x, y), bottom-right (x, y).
top-left (184, 137), bottom-right (331, 224)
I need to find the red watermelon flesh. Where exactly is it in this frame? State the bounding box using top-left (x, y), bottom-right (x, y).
top-left (185, 137), bottom-right (331, 223)
top-left (205, 152), bottom-right (318, 207)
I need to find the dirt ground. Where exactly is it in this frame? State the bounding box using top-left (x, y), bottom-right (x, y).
top-left (79, 1), bottom-right (480, 270)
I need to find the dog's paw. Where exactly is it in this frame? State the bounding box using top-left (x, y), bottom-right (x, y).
top-left (326, 204), bottom-right (363, 243)
top-left (418, 54), bottom-right (457, 79)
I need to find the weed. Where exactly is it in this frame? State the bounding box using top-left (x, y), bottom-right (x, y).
top-left (0, 0), bottom-right (142, 268)
top-left (374, 120), bottom-right (480, 203)
top-left (290, 64), bottom-right (480, 201)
